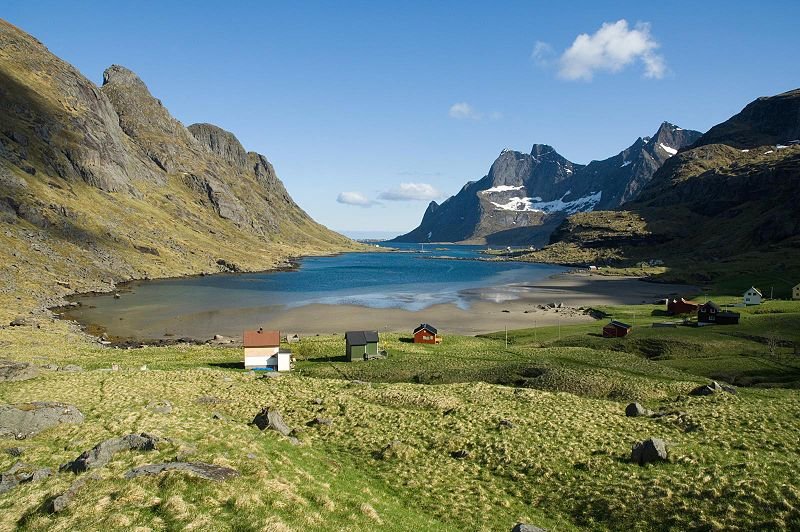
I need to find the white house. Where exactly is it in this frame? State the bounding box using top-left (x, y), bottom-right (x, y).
top-left (743, 287), bottom-right (763, 305)
top-left (793, 283), bottom-right (800, 300)
top-left (243, 328), bottom-right (291, 371)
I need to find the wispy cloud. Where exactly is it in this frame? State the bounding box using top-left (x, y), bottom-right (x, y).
top-left (336, 191), bottom-right (378, 207)
top-left (531, 40), bottom-right (555, 67)
top-left (377, 183), bottom-right (442, 202)
top-left (557, 20), bottom-right (666, 81)
top-left (448, 102), bottom-right (502, 121)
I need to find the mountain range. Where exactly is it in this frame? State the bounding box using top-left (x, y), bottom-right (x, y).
top-left (0, 19), bottom-right (356, 318)
top-left (392, 122), bottom-right (702, 245)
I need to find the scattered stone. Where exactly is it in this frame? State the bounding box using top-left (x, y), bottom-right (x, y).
top-left (251, 407), bottom-right (299, 445)
top-left (0, 360), bottom-right (38, 382)
top-left (147, 400), bottom-right (173, 414)
top-left (125, 462), bottom-right (239, 481)
top-left (4, 447), bottom-right (23, 457)
top-left (450, 449), bottom-right (470, 459)
top-left (59, 364), bottom-right (83, 373)
top-left (0, 461), bottom-right (52, 494)
top-left (631, 438), bottom-right (668, 465)
top-left (307, 417), bottom-right (332, 427)
top-left (0, 402), bottom-right (84, 439)
top-left (47, 473), bottom-right (100, 513)
top-left (9, 316), bottom-right (33, 327)
top-left (512, 524), bottom-right (547, 532)
top-left (689, 381), bottom-right (724, 396)
top-left (498, 419), bottom-right (515, 429)
top-left (625, 403), bottom-right (654, 417)
top-left (61, 432), bottom-right (161, 473)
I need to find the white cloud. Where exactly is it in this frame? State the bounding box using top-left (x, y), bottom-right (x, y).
top-left (449, 102), bottom-right (480, 120)
top-left (336, 191), bottom-right (377, 207)
top-left (448, 102), bottom-right (502, 121)
top-left (378, 183), bottom-right (442, 202)
top-left (558, 19), bottom-right (666, 81)
top-left (531, 40), bottom-right (555, 66)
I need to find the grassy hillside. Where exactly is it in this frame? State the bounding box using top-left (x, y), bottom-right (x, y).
top-left (2, 299), bottom-right (800, 530)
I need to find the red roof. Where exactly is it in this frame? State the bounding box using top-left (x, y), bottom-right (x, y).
top-left (243, 329), bottom-right (280, 347)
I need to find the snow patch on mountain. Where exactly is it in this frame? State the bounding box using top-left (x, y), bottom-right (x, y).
top-left (490, 191), bottom-right (602, 214)
top-left (659, 143), bottom-right (678, 155)
top-left (482, 185), bottom-right (524, 194)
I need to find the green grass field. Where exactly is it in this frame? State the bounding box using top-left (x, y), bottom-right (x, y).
top-left (2, 298), bottom-right (800, 530)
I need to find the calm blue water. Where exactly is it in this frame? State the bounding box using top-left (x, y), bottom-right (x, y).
top-left (68, 244), bottom-right (564, 336)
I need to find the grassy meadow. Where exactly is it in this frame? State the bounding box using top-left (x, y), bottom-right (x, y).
top-left (2, 297), bottom-right (800, 530)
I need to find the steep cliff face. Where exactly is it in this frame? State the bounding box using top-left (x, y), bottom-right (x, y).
top-left (0, 19), bottom-right (355, 319)
top-left (393, 123), bottom-right (700, 245)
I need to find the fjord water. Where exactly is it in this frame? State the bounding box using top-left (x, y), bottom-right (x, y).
top-left (68, 244), bottom-right (565, 339)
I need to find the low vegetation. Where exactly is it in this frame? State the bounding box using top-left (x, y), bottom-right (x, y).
top-left (2, 299), bottom-right (800, 530)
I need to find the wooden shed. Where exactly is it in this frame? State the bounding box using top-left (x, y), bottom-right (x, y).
top-left (667, 297), bottom-right (699, 315)
top-left (344, 330), bottom-right (379, 362)
top-left (603, 320), bottom-right (632, 338)
top-left (243, 328), bottom-right (291, 371)
top-left (413, 323), bottom-right (441, 344)
top-left (698, 302), bottom-right (740, 325)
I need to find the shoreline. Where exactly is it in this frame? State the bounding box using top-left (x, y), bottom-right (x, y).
top-left (60, 269), bottom-right (698, 343)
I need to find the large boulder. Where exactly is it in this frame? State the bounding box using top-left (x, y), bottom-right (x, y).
top-left (0, 402), bottom-right (83, 439)
top-left (625, 402), bottom-right (654, 417)
top-left (124, 462), bottom-right (239, 481)
top-left (252, 407), bottom-right (298, 445)
top-left (0, 360), bottom-right (38, 382)
top-left (61, 432), bottom-right (161, 473)
top-left (631, 438), bottom-right (668, 465)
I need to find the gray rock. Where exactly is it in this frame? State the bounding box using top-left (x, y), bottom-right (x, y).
top-left (0, 360), bottom-right (38, 382)
top-left (625, 402), bottom-right (654, 417)
top-left (0, 461), bottom-right (52, 494)
top-left (631, 438), bottom-right (668, 465)
top-left (0, 402), bottom-right (84, 439)
top-left (147, 400), bottom-right (173, 414)
top-left (512, 524), bottom-right (547, 532)
top-left (124, 461), bottom-right (239, 481)
top-left (61, 432), bottom-right (161, 473)
top-left (48, 473), bottom-right (100, 513)
top-left (689, 380), bottom-right (725, 396)
top-left (252, 407), bottom-right (298, 444)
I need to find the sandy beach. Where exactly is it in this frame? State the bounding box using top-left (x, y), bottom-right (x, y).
top-left (101, 272), bottom-right (697, 339)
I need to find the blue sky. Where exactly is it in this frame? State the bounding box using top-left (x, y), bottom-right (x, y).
top-left (5, 1), bottom-right (800, 236)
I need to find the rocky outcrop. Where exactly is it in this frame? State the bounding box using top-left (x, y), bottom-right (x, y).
top-left (0, 402), bottom-right (84, 439)
top-left (61, 432), bottom-right (161, 473)
top-left (0, 360), bottom-right (38, 382)
top-left (124, 461), bottom-right (239, 481)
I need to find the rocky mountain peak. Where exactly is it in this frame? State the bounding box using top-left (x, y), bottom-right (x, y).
top-left (188, 123), bottom-right (248, 170)
top-left (102, 65), bottom-right (147, 89)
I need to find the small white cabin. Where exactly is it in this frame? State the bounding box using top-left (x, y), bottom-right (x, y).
top-left (793, 283), bottom-right (800, 301)
top-left (743, 287), bottom-right (762, 305)
top-left (243, 328), bottom-right (292, 371)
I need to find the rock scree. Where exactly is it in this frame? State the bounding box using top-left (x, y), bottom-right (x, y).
top-left (0, 402), bottom-right (84, 439)
top-left (124, 462), bottom-right (239, 481)
top-left (61, 432), bottom-right (161, 473)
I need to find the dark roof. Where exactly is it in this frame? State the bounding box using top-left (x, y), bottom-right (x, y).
top-left (345, 330), bottom-right (379, 345)
top-left (700, 301), bottom-right (721, 311)
top-left (606, 320), bottom-right (632, 329)
top-left (243, 329), bottom-right (280, 347)
top-left (413, 323), bottom-right (438, 334)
